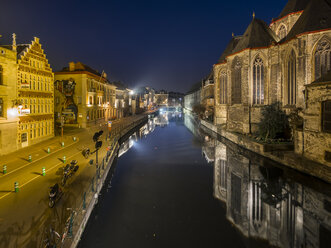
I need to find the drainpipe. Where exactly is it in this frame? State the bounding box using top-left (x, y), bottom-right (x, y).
top-left (302, 88), bottom-right (307, 156)
top-left (249, 105), bottom-right (252, 134)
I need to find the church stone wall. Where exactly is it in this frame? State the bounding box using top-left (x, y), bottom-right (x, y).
top-left (298, 83), bottom-right (331, 166)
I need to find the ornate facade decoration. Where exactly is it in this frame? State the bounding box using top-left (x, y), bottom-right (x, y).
top-left (16, 37), bottom-right (54, 147)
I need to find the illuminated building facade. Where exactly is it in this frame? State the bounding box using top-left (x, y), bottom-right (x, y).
top-left (54, 62), bottom-right (116, 128)
top-left (213, 0), bottom-right (331, 165)
top-left (0, 34), bottom-right (19, 154)
top-left (16, 37), bottom-right (54, 148)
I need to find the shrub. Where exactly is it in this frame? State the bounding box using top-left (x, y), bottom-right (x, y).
top-left (258, 102), bottom-right (289, 141)
top-left (192, 104), bottom-right (206, 119)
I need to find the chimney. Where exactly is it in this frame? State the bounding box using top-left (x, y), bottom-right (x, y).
top-left (69, 62), bottom-right (75, 71)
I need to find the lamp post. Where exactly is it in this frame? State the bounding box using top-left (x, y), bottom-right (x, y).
top-left (60, 115), bottom-right (66, 142)
top-left (93, 130), bottom-right (103, 168)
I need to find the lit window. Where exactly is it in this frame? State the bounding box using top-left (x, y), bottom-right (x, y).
top-left (252, 56), bottom-right (264, 105)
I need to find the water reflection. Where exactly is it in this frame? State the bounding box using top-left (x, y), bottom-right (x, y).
top-left (119, 112), bottom-right (184, 157)
top-left (184, 114), bottom-right (331, 248)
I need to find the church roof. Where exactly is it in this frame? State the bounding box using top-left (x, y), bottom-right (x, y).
top-left (274, 0), bottom-right (310, 21)
top-left (285, 0), bottom-right (331, 41)
top-left (217, 35), bottom-right (242, 63)
top-left (186, 81), bottom-right (201, 94)
top-left (232, 18), bottom-right (277, 54)
top-left (59, 62), bottom-right (103, 77)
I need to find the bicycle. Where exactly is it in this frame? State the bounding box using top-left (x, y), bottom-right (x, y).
top-left (61, 208), bottom-right (77, 243)
top-left (41, 226), bottom-right (61, 248)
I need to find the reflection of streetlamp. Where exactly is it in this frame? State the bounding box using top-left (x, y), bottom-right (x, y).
top-left (130, 90), bottom-right (136, 115)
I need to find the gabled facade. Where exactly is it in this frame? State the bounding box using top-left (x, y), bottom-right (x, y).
top-left (16, 37), bottom-right (54, 147)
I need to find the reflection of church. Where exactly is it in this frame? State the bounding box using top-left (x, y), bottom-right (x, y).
top-left (213, 139), bottom-right (331, 248)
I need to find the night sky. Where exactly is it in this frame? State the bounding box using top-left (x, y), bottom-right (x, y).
top-left (0, 0), bottom-right (286, 93)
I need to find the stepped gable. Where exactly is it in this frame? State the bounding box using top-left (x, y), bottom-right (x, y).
top-left (274, 0), bottom-right (310, 21)
top-left (232, 18), bottom-right (278, 54)
top-left (285, 0), bottom-right (331, 41)
top-left (217, 35), bottom-right (242, 63)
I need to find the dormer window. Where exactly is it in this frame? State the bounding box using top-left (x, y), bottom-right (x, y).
top-left (278, 25), bottom-right (287, 40)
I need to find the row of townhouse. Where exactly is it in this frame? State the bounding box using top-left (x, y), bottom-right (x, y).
top-left (186, 0), bottom-right (331, 166)
top-left (0, 35), bottom-right (134, 155)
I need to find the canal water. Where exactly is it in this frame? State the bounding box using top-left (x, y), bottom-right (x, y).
top-left (78, 112), bottom-right (331, 248)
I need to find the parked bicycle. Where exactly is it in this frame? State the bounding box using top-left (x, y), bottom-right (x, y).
top-left (41, 226), bottom-right (60, 248)
top-left (61, 160), bottom-right (79, 186)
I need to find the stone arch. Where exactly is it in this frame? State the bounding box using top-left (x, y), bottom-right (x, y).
top-left (312, 35), bottom-right (331, 80)
top-left (277, 24), bottom-right (287, 40)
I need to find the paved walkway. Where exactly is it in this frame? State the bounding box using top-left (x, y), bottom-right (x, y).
top-left (0, 114), bottom-right (147, 248)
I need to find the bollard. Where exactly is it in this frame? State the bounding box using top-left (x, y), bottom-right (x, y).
top-left (91, 177), bottom-right (94, 192)
top-left (63, 156), bottom-right (66, 163)
top-left (14, 182), bottom-right (19, 192)
top-left (73, 137), bottom-right (77, 142)
top-left (47, 147), bottom-right (50, 154)
top-left (42, 167), bottom-right (46, 176)
top-left (83, 192), bottom-right (86, 210)
top-left (28, 155), bottom-right (32, 162)
top-left (3, 165), bottom-right (7, 174)
top-left (61, 142), bottom-right (64, 147)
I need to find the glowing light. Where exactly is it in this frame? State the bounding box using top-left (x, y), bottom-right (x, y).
top-left (7, 108), bottom-right (19, 118)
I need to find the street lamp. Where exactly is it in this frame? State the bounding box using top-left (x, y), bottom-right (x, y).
top-left (93, 130), bottom-right (103, 167)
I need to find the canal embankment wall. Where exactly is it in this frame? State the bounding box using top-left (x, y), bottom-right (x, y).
top-left (65, 114), bottom-right (148, 248)
top-left (200, 119), bottom-right (331, 184)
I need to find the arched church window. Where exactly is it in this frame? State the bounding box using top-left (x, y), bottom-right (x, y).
top-left (232, 59), bottom-right (242, 104)
top-left (220, 71), bottom-right (227, 104)
top-left (287, 50), bottom-right (297, 105)
top-left (278, 25), bottom-right (287, 40)
top-left (252, 56), bottom-right (264, 105)
top-left (314, 38), bottom-right (331, 80)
